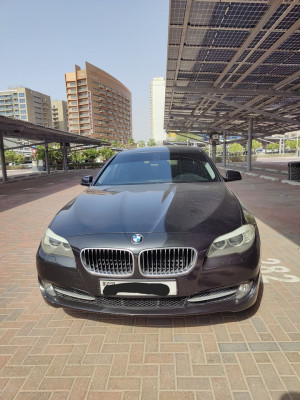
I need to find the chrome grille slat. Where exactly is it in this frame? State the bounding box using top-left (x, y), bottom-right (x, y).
top-left (139, 247), bottom-right (197, 277)
top-left (81, 248), bottom-right (134, 276)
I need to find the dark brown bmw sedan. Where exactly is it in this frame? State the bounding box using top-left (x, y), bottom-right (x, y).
top-left (36, 146), bottom-right (261, 315)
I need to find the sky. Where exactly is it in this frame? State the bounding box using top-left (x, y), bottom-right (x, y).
top-left (0, 0), bottom-right (169, 141)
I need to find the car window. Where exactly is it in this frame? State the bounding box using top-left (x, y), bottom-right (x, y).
top-left (94, 151), bottom-right (219, 185)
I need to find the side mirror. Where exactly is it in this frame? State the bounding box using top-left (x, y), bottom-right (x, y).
top-left (224, 170), bottom-right (242, 182)
top-left (81, 175), bottom-right (93, 186)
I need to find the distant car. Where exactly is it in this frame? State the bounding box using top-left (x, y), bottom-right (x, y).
top-left (36, 146), bottom-right (261, 316)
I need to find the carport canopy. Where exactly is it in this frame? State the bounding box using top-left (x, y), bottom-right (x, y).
top-left (0, 115), bottom-right (109, 181)
top-left (164, 0), bottom-right (300, 169)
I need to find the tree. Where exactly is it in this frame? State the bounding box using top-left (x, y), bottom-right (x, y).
top-left (137, 140), bottom-right (146, 148)
top-left (15, 154), bottom-right (25, 165)
top-left (228, 143), bottom-right (244, 154)
top-left (4, 150), bottom-right (17, 164)
top-left (128, 138), bottom-right (136, 148)
top-left (285, 140), bottom-right (298, 151)
top-left (70, 151), bottom-right (84, 163)
top-left (99, 147), bottom-right (115, 161)
top-left (82, 148), bottom-right (99, 162)
top-left (246, 140), bottom-right (262, 153)
top-left (147, 138), bottom-right (156, 147)
top-left (2, 150), bottom-right (25, 165)
top-left (266, 142), bottom-right (279, 152)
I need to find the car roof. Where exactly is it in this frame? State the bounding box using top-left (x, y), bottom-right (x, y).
top-left (120, 146), bottom-right (204, 155)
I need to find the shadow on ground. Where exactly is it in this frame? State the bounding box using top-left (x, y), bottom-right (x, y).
top-left (0, 169), bottom-right (97, 212)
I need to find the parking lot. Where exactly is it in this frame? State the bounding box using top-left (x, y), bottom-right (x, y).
top-left (0, 169), bottom-right (299, 400)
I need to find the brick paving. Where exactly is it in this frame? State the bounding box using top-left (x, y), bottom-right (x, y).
top-left (0, 170), bottom-right (299, 400)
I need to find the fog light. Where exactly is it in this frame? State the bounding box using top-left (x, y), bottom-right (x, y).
top-left (42, 280), bottom-right (56, 297)
top-left (235, 281), bottom-right (253, 300)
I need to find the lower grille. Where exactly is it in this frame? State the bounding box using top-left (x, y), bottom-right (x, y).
top-left (139, 247), bottom-right (197, 276)
top-left (80, 248), bottom-right (134, 276)
top-left (96, 296), bottom-right (186, 308)
top-left (54, 285), bottom-right (237, 309)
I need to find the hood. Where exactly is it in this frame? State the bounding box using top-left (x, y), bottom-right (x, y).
top-left (50, 183), bottom-right (243, 239)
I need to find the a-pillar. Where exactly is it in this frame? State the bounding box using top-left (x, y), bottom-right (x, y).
top-left (44, 142), bottom-right (50, 175)
top-left (222, 133), bottom-right (226, 168)
top-left (247, 118), bottom-right (253, 172)
top-left (0, 133), bottom-right (7, 182)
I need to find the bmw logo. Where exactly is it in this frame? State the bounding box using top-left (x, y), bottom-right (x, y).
top-left (131, 234), bottom-right (143, 244)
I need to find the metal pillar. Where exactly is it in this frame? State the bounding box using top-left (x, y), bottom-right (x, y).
top-left (222, 134), bottom-right (226, 168)
top-left (0, 134), bottom-right (7, 182)
top-left (44, 143), bottom-right (50, 175)
top-left (62, 143), bottom-right (68, 171)
top-left (247, 118), bottom-right (253, 172)
top-left (212, 142), bottom-right (216, 163)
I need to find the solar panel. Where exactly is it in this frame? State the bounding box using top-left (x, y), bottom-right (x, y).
top-left (165, 0), bottom-right (300, 136)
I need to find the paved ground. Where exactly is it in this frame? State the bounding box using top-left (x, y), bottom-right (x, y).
top-left (224, 156), bottom-right (300, 174)
top-left (0, 170), bottom-right (299, 400)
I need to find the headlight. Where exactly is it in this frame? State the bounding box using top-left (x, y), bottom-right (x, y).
top-left (41, 228), bottom-right (74, 258)
top-left (207, 224), bottom-right (255, 258)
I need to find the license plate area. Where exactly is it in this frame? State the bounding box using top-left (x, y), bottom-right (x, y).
top-left (100, 279), bottom-right (177, 297)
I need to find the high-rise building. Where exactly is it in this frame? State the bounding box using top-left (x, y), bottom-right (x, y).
top-left (65, 62), bottom-right (132, 142)
top-left (151, 78), bottom-right (167, 144)
top-left (51, 100), bottom-right (68, 131)
top-left (0, 87), bottom-right (52, 127)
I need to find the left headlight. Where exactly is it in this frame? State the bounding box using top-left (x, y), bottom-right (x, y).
top-left (207, 224), bottom-right (255, 258)
top-left (41, 228), bottom-right (74, 258)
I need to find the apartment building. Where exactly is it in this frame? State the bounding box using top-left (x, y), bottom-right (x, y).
top-left (65, 62), bottom-right (132, 142)
top-left (151, 77), bottom-right (167, 144)
top-left (51, 100), bottom-right (68, 131)
top-left (0, 87), bottom-right (52, 127)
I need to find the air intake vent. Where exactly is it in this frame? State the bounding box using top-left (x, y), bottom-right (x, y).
top-left (139, 247), bottom-right (197, 276)
top-left (80, 248), bottom-right (134, 276)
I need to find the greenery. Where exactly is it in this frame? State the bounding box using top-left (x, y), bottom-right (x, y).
top-left (1, 150), bottom-right (25, 165)
top-left (266, 142), bottom-right (279, 152)
top-left (228, 143), bottom-right (244, 154)
top-left (128, 138), bottom-right (136, 148)
top-left (147, 138), bottom-right (156, 146)
top-left (285, 139), bottom-right (299, 151)
top-left (246, 140), bottom-right (262, 153)
top-left (137, 140), bottom-right (146, 148)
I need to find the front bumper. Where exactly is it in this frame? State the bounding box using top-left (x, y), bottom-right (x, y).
top-left (38, 273), bottom-right (261, 316)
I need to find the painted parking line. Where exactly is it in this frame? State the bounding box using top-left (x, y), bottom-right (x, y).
top-left (261, 258), bottom-right (300, 283)
top-left (21, 188), bottom-right (34, 191)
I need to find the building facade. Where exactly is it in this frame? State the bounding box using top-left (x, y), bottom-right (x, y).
top-left (51, 100), bottom-right (68, 131)
top-left (151, 77), bottom-right (167, 144)
top-left (0, 87), bottom-right (52, 127)
top-left (65, 62), bottom-right (132, 142)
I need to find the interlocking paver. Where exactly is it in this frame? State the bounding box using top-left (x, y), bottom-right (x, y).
top-left (0, 170), bottom-right (300, 399)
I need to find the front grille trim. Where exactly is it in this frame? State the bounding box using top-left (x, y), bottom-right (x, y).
top-left (138, 247), bottom-right (198, 277)
top-left (80, 248), bottom-right (134, 277)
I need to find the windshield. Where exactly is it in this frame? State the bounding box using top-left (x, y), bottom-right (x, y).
top-left (94, 150), bottom-right (219, 186)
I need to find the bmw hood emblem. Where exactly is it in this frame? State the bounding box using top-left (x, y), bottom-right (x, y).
top-left (131, 234), bottom-right (143, 244)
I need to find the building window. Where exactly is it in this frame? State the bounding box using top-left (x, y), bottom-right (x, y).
top-left (19, 99), bottom-right (25, 103)
top-left (21, 116), bottom-right (27, 119)
top-left (19, 93), bottom-right (25, 97)
top-left (21, 110), bottom-right (26, 114)
top-left (20, 104), bottom-right (26, 109)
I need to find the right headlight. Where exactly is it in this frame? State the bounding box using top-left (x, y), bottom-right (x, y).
top-left (207, 224), bottom-right (255, 258)
top-left (41, 228), bottom-right (74, 258)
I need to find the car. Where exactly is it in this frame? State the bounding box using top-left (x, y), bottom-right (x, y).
top-left (36, 146), bottom-right (261, 316)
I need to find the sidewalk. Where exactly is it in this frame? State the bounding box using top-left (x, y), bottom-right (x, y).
top-left (0, 172), bottom-right (299, 400)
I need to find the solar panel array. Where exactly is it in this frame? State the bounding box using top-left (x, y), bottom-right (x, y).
top-left (165, 0), bottom-right (300, 138)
